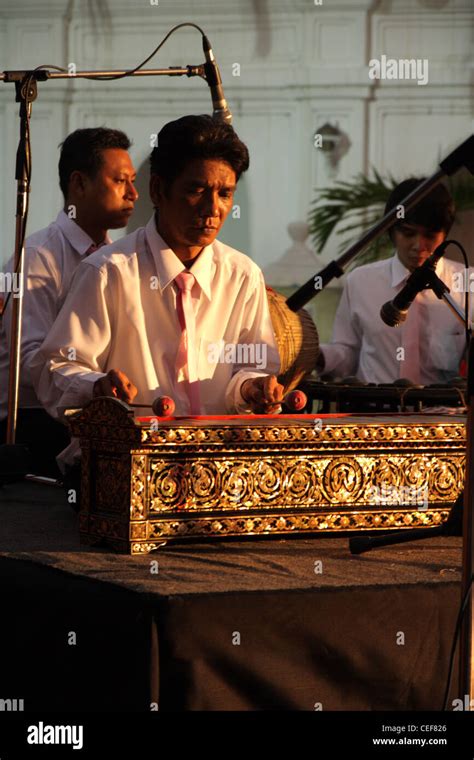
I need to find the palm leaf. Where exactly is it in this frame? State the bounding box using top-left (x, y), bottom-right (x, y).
top-left (447, 173), bottom-right (474, 213)
top-left (308, 170), bottom-right (474, 267)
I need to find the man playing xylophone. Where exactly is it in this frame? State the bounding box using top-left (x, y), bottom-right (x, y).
top-left (32, 115), bottom-right (284, 472)
top-left (317, 180), bottom-right (470, 386)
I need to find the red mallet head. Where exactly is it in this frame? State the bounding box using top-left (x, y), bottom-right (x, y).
top-left (284, 389), bottom-right (307, 412)
top-left (152, 396), bottom-right (176, 417)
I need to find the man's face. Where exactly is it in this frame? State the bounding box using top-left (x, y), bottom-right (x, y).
top-left (77, 148), bottom-right (138, 229)
top-left (393, 222), bottom-right (446, 272)
top-left (150, 158), bottom-right (237, 258)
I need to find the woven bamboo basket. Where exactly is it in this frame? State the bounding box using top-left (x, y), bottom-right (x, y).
top-left (266, 286), bottom-right (319, 394)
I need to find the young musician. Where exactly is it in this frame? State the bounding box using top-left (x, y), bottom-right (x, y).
top-left (317, 180), bottom-right (468, 385)
top-left (32, 115), bottom-right (283, 449)
top-left (0, 128), bottom-right (138, 475)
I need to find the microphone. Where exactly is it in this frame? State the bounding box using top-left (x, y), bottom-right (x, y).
top-left (202, 35), bottom-right (232, 124)
top-left (380, 240), bottom-right (450, 327)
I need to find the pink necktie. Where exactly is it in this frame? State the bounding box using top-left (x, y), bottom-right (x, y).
top-left (175, 271), bottom-right (201, 414)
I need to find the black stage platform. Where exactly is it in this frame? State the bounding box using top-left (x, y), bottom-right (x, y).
top-left (0, 482), bottom-right (462, 711)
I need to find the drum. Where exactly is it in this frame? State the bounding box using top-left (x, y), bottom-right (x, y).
top-left (266, 286), bottom-right (319, 393)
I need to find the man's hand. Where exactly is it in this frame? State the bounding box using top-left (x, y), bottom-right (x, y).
top-left (93, 369), bottom-right (137, 404)
top-left (241, 375), bottom-right (284, 414)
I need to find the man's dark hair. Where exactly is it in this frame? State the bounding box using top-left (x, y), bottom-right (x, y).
top-left (150, 115), bottom-right (250, 186)
top-left (385, 178), bottom-right (455, 241)
top-left (58, 127), bottom-right (132, 198)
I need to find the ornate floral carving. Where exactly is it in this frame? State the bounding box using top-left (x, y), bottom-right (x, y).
top-left (72, 398), bottom-right (466, 553)
top-left (145, 508), bottom-right (451, 545)
top-left (131, 455), bottom-right (147, 519)
top-left (144, 454), bottom-right (464, 512)
top-left (140, 419), bottom-right (466, 449)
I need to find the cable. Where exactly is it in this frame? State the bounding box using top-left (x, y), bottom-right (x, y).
top-left (442, 572), bottom-right (474, 710)
top-left (80, 22), bottom-right (206, 80)
top-left (443, 240), bottom-right (470, 353)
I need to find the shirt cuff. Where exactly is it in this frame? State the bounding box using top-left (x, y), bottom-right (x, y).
top-left (318, 343), bottom-right (355, 378)
top-left (55, 370), bottom-right (107, 418)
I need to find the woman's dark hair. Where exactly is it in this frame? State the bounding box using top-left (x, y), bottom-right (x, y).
top-left (58, 127), bottom-right (132, 198)
top-left (150, 114), bottom-right (250, 187)
top-left (385, 178), bottom-right (455, 240)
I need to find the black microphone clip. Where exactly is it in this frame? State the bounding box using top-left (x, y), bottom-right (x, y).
top-left (202, 35), bottom-right (232, 124)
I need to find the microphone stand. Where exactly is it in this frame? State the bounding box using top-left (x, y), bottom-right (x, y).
top-left (0, 62), bottom-right (207, 484)
top-left (283, 134), bottom-right (474, 705)
top-left (1, 74), bottom-right (36, 481)
top-left (460, 329), bottom-right (474, 706)
top-left (335, 244), bottom-right (473, 708)
top-left (280, 134), bottom-right (474, 705)
top-left (286, 134), bottom-right (474, 313)
top-left (350, 320), bottom-right (474, 708)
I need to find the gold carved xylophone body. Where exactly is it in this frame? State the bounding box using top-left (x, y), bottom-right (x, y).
top-left (67, 397), bottom-right (465, 554)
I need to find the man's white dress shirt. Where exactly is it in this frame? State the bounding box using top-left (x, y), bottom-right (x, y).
top-left (0, 211), bottom-right (110, 420)
top-left (321, 253), bottom-right (470, 385)
top-left (32, 215), bottom-right (280, 420)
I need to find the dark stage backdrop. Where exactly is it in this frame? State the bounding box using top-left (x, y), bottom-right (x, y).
top-left (0, 482), bottom-right (462, 711)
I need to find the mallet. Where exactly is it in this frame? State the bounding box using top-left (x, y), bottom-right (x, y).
top-left (282, 389), bottom-right (307, 412)
top-left (126, 396), bottom-right (176, 417)
top-left (124, 391), bottom-right (306, 416)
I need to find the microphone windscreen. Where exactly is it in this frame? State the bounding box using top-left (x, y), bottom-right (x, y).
top-left (380, 301), bottom-right (407, 327)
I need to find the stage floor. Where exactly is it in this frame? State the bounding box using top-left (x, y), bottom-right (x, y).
top-left (0, 481), bottom-right (462, 711)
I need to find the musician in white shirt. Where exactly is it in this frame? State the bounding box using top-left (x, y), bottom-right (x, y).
top-left (32, 115), bottom-right (284, 435)
top-left (0, 127), bottom-right (138, 475)
top-left (318, 180), bottom-right (466, 385)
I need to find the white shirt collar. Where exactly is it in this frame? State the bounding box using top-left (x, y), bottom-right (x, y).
top-left (144, 214), bottom-right (213, 301)
top-left (391, 252), bottom-right (411, 288)
top-left (55, 210), bottom-right (111, 255)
